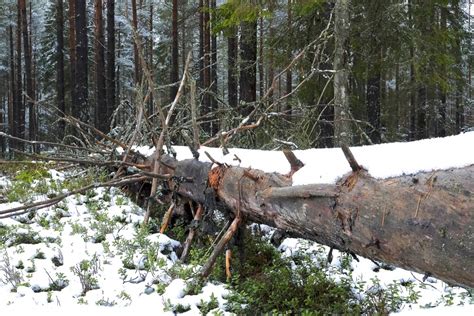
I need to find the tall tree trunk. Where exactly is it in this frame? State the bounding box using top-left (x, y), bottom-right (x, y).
top-left (74, 0), bottom-right (88, 121)
top-left (210, 0), bottom-right (218, 135)
top-left (408, 0), bottom-right (416, 141)
top-left (20, 0), bottom-right (34, 145)
top-left (131, 0), bottom-right (140, 85)
top-left (170, 0), bottom-right (179, 102)
top-left (366, 65), bottom-right (381, 144)
top-left (239, 20), bottom-right (257, 116)
top-left (285, 0), bottom-right (292, 103)
top-left (148, 2), bottom-right (154, 116)
top-left (417, 85), bottom-right (427, 139)
top-left (366, 2), bottom-right (382, 144)
top-left (409, 53), bottom-right (416, 140)
top-left (116, 25), bottom-right (121, 123)
top-left (202, 0), bottom-right (212, 134)
top-left (106, 0), bottom-right (116, 125)
top-left (258, 16), bottom-right (264, 100)
top-left (68, 0), bottom-right (76, 116)
top-left (8, 25), bottom-right (16, 150)
top-left (56, 0), bottom-right (66, 138)
top-left (333, 0), bottom-right (351, 146)
top-left (455, 74), bottom-right (464, 133)
top-left (15, 0), bottom-right (24, 148)
top-left (437, 7), bottom-right (447, 137)
top-left (199, 0), bottom-right (204, 89)
top-left (94, 0), bottom-right (106, 132)
top-left (266, 2), bottom-right (275, 105)
top-left (227, 27), bottom-right (237, 108)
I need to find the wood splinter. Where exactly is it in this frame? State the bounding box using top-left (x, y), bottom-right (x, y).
top-left (341, 145), bottom-right (362, 172)
top-left (159, 202), bottom-right (176, 234)
top-left (225, 249), bottom-right (232, 281)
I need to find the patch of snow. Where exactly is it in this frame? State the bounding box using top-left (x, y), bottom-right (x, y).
top-left (168, 132), bottom-right (474, 185)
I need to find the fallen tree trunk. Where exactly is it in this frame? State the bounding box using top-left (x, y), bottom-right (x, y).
top-left (141, 152), bottom-right (474, 288)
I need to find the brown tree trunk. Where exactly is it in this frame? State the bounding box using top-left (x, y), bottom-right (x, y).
top-left (94, 0), bottom-right (106, 132)
top-left (210, 0), bottom-right (218, 135)
top-left (56, 0), bottom-right (66, 138)
top-left (8, 25), bottom-right (16, 150)
top-left (20, 0), bottom-right (34, 145)
top-left (106, 0), bottom-right (116, 124)
top-left (334, 0), bottom-right (351, 146)
top-left (74, 0), bottom-right (88, 121)
top-left (227, 27), bottom-right (237, 108)
top-left (146, 156), bottom-right (474, 288)
top-left (170, 0), bottom-right (179, 102)
top-left (68, 0), bottom-right (76, 117)
top-left (15, 0), bottom-right (24, 148)
top-left (131, 0), bottom-right (141, 85)
top-left (258, 16), bottom-right (264, 100)
top-left (198, 0), bottom-right (204, 89)
top-left (285, 0), bottom-right (292, 100)
top-left (239, 20), bottom-right (257, 116)
top-left (202, 0), bottom-right (212, 134)
top-left (148, 2), bottom-right (154, 115)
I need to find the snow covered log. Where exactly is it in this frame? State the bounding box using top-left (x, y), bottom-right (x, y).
top-left (145, 155), bottom-right (473, 288)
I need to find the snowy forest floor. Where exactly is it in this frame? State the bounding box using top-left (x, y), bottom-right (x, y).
top-left (0, 139), bottom-right (473, 314)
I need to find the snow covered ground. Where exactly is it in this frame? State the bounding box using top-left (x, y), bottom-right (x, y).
top-left (1, 132), bottom-right (473, 315)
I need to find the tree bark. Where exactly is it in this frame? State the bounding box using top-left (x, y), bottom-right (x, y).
top-left (333, 0), bottom-right (351, 146)
top-left (106, 0), bottom-right (115, 125)
top-left (227, 27), bottom-right (237, 108)
top-left (74, 0), bottom-right (88, 121)
top-left (67, 0), bottom-right (76, 117)
top-left (15, 0), bottom-right (24, 149)
top-left (210, 0), bottom-right (218, 135)
top-left (365, 1), bottom-right (382, 144)
top-left (140, 155), bottom-right (474, 288)
top-left (8, 24), bottom-right (16, 150)
top-left (202, 0), bottom-right (212, 134)
top-left (20, 0), bottom-right (35, 145)
top-left (170, 0), bottom-right (179, 102)
top-left (56, 0), bottom-right (66, 138)
top-left (94, 0), bottom-right (106, 132)
top-left (239, 20), bottom-right (257, 116)
top-left (285, 0), bottom-right (291, 106)
top-left (131, 0), bottom-right (140, 85)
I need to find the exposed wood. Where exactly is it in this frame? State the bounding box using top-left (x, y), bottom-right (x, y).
top-left (160, 202), bottom-right (176, 234)
top-left (225, 249), bottom-right (232, 281)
